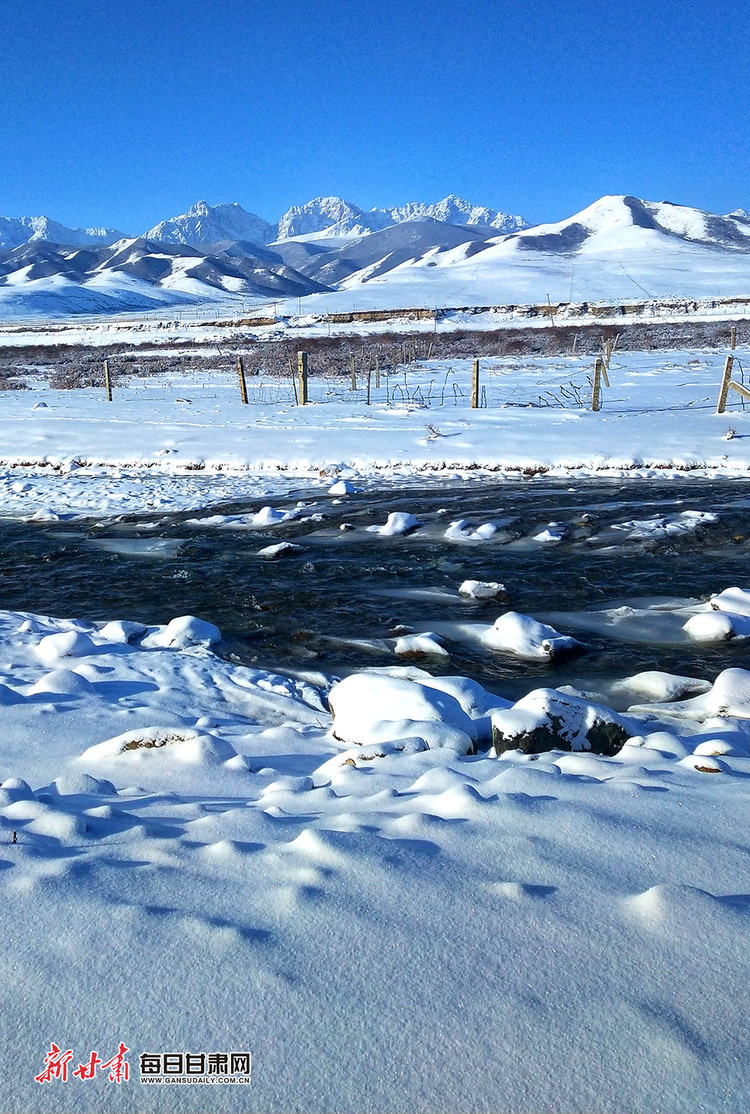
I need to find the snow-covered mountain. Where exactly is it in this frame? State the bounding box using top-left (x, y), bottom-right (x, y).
top-left (0, 216), bottom-right (123, 250)
top-left (144, 201), bottom-right (275, 249)
top-left (506, 195), bottom-right (750, 255)
top-left (2, 193), bottom-right (750, 318)
top-left (0, 235), bottom-right (331, 318)
top-left (306, 194), bottom-right (750, 312)
top-left (275, 194), bottom-right (529, 239)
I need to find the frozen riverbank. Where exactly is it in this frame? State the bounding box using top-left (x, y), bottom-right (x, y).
top-left (0, 347), bottom-right (746, 498)
top-left (1, 349), bottom-right (749, 1111)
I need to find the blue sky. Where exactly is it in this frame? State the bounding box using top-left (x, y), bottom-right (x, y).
top-left (1, 0), bottom-right (747, 232)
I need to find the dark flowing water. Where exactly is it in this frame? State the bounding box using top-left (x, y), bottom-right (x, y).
top-left (2, 477), bottom-right (750, 701)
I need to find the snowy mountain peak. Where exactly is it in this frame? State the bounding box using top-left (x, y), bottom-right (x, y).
top-left (187, 200), bottom-right (212, 218)
top-left (0, 215), bottom-right (123, 250)
top-left (275, 194), bottom-right (530, 240)
top-left (277, 197), bottom-right (364, 239)
top-left (144, 201), bottom-right (276, 249)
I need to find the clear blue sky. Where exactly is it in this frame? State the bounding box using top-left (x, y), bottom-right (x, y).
top-left (1, 0), bottom-right (747, 233)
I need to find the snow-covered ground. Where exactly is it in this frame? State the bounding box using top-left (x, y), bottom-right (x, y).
top-left (1, 334), bottom-right (750, 1111)
top-left (0, 347), bottom-right (746, 516)
top-left (1, 596), bottom-right (749, 1112)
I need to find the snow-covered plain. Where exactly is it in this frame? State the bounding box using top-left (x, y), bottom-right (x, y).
top-left (0, 345), bottom-right (747, 519)
top-left (1, 331), bottom-right (750, 1111)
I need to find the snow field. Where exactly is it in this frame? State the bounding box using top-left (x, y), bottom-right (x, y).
top-left (0, 348), bottom-right (747, 506)
top-left (0, 595), bottom-right (749, 1110)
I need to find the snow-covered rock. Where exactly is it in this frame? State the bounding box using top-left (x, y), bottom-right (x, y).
top-left (79, 726), bottom-right (239, 766)
top-left (491, 689), bottom-right (631, 757)
top-left (393, 632), bottom-right (449, 657)
top-left (609, 670), bottom-right (712, 704)
top-left (98, 619), bottom-right (148, 644)
top-left (631, 668), bottom-right (750, 721)
top-left (252, 505), bottom-right (290, 526)
top-left (367, 512), bottom-right (422, 536)
top-left (444, 519), bottom-right (499, 541)
top-left (143, 615), bottom-right (221, 649)
top-left (36, 629), bottom-right (97, 665)
top-left (328, 479), bottom-right (360, 495)
top-left (683, 611), bottom-right (750, 642)
top-left (709, 587), bottom-right (750, 617)
top-left (459, 580), bottom-right (508, 601)
top-left (257, 541), bottom-right (303, 559)
top-left (482, 612), bottom-right (582, 660)
top-left (328, 672), bottom-right (477, 753)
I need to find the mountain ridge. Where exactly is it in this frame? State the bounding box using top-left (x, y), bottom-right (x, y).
top-left (2, 194), bottom-right (749, 319)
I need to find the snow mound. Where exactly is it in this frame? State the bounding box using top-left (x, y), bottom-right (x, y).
top-left (445, 519), bottom-right (498, 541)
top-left (419, 674), bottom-right (508, 720)
top-left (328, 479), bottom-right (359, 495)
top-left (79, 726), bottom-right (239, 766)
top-left (533, 526), bottom-right (565, 545)
top-left (329, 672), bottom-right (477, 753)
top-left (394, 632), bottom-right (449, 657)
top-left (491, 688), bottom-right (631, 756)
top-left (709, 586), bottom-right (750, 617)
top-left (624, 883), bottom-right (742, 932)
top-left (257, 541), bottom-right (303, 559)
top-left (459, 580), bottom-right (507, 600)
top-left (313, 738), bottom-right (430, 780)
top-left (483, 612), bottom-right (582, 660)
top-left (48, 773), bottom-right (116, 796)
top-left (252, 505), bottom-right (290, 526)
top-left (0, 777), bottom-right (33, 804)
top-left (638, 668), bottom-right (750, 720)
top-left (367, 512), bottom-right (422, 536)
top-left (98, 619), bottom-right (148, 644)
top-left (144, 615), bottom-right (221, 649)
top-left (29, 668), bottom-right (96, 695)
top-left (36, 629), bottom-right (97, 665)
top-left (609, 670), bottom-right (712, 704)
top-left (683, 611), bottom-right (750, 642)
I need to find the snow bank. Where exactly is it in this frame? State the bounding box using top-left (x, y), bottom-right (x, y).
top-left (632, 667), bottom-right (750, 721)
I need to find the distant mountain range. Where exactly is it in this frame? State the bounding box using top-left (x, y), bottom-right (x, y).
top-left (0, 195), bottom-right (530, 252)
top-left (0, 215), bottom-right (124, 251)
top-left (0, 194), bottom-right (749, 318)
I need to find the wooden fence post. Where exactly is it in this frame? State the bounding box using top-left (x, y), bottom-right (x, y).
top-left (716, 355), bottom-right (735, 414)
top-left (237, 356), bottom-right (248, 404)
top-left (471, 360), bottom-right (480, 409)
top-left (730, 326), bottom-right (737, 350)
top-left (375, 354), bottom-right (381, 389)
top-left (350, 354), bottom-right (357, 391)
top-left (297, 351), bottom-right (309, 405)
top-left (591, 356), bottom-right (604, 411)
top-left (103, 359), bottom-right (112, 402)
